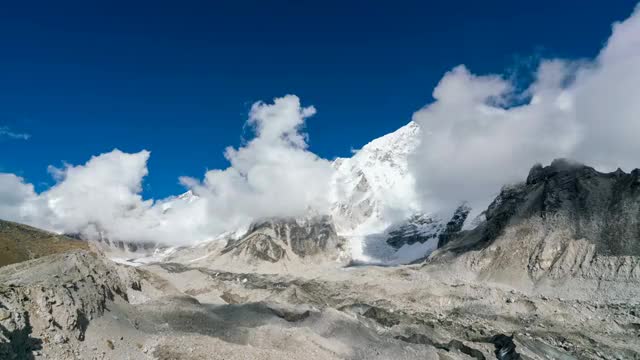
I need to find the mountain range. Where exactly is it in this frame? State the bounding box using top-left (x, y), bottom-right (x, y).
top-left (3, 156), bottom-right (640, 359)
top-left (158, 121), bottom-right (466, 266)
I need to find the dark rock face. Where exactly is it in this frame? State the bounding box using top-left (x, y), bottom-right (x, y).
top-left (491, 334), bottom-right (520, 360)
top-left (222, 216), bottom-right (344, 262)
top-left (442, 159), bottom-right (640, 257)
top-left (396, 333), bottom-right (486, 360)
top-left (437, 204), bottom-right (471, 248)
top-left (525, 159), bottom-right (640, 256)
top-left (386, 205), bottom-right (470, 249)
top-left (386, 214), bottom-right (442, 249)
top-left (429, 159), bottom-right (640, 283)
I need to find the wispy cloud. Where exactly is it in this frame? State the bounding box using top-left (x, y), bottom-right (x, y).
top-left (0, 126), bottom-right (31, 140)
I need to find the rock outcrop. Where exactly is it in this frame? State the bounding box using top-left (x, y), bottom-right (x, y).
top-left (430, 159), bottom-right (640, 286)
top-left (0, 251), bottom-right (129, 359)
top-left (386, 214), bottom-right (443, 249)
top-left (221, 216), bottom-right (346, 263)
top-left (436, 204), bottom-right (471, 248)
top-left (386, 205), bottom-right (471, 249)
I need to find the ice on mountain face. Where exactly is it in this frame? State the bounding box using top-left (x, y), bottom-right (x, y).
top-left (330, 121), bottom-right (422, 235)
top-left (328, 121), bottom-right (462, 264)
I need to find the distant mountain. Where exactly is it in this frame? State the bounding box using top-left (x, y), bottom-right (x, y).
top-left (386, 204), bottom-right (471, 250)
top-left (329, 121), bottom-right (477, 263)
top-left (0, 219), bottom-right (88, 267)
top-left (155, 215), bottom-right (348, 272)
top-left (221, 216), bottom-right (346, 263)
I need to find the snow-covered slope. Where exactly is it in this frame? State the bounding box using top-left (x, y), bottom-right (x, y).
top-left (330, 121), bottom-right (422, 234)
top-left (160, 190), bottom-right (198, 213)
top-left (328, 121), bottom-right (459, 263)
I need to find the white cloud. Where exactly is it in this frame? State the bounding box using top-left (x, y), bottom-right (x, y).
top-left (410, 64), bottom-right (580, 212)
top-left (0, 126), bottom-right (30, 140)
top-left (0, 174), bottom-right (47, 224)
top-left (0, 95), bottom-right (334, 245)
top-left (410, 4), bottom-right (640, 213)
top-left (42, 149), bottom-right (155, 240)
top-left (183, 95), bottom-right (335, 232)
top-left (570, 5), bottom-right (640, 170)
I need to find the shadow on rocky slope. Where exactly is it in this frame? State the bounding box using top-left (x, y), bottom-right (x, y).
top-left (0, 312), bottom-right (42, 360)
top-left (429, 159), bottom-right (640, 284)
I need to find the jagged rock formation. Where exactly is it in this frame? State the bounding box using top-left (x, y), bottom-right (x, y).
top-left (386, 205), bottom-right (471, 250)
top-left (437, 204), bottom-right (471, 248)
top-left (430, 159), bottom-right (640, 285)
top-left (0, 219), bottom-right (88, 267)
top-left (0, 251), bottom-right (128, 359)
top-left (221, 216), bottom-right (345, 263)
top-left (386, 213), bottom-right (443, 249)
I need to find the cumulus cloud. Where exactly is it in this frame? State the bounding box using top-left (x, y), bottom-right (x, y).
top-left (0, 95), bottom-right (333, 245)
top-left (571, 6), bottom-right (640, 170)
top-left (42, 150), bottom-right (155, 239)
top-left (410, 64), bottom-right (580, 212)
top-left (0, 126), bottom-right (30, 140)
top-left (0, 174), bottom-right (47, 223)
top-left (183, 95), bottom-right (335, 232)
top-left (410, 4), bottom-right (640, 213)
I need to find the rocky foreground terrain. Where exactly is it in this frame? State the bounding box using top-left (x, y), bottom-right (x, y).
top-left (2, 160), bottom-right (640, 359)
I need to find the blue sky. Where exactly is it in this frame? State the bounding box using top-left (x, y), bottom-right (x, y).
top-left (1, 0), bottom-right (638, 198)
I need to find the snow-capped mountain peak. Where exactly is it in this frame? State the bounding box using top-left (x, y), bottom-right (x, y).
top-left (156, 120), bottom-right (462, 264)
top-left (330, 121), bottom-right (421, 234)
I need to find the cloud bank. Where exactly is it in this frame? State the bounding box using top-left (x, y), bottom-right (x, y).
top-left (410, 4), bottom-right (640, 212)
top-left (0, 95), bottom-right (333, 245)
top-left (2, 5), bottom-right (640, 245)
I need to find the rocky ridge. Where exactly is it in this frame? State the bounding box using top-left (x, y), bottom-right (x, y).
top-left (0, 219), bottom-right (88, 267)
top-left (221, 215), bottom-right (346, 263)
top-left (0, 251), bottom-right (129, 359)
top-left (429, 159), bottom-right (640, 290)
top-left (386, 204), bottom-right (471, 250)
top-left (3, 159), bottom-right (640, 359)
